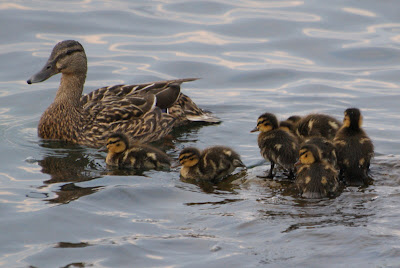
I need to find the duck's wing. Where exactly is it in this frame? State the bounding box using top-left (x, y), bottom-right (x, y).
top-left (80, 78), bottom-right (198, 108)
top-left (83, 93), bottom-right (156, 120)
top-left (110, 107), bottom-right (176, 144)
top-left (168, 93), bottom-right (220, 125)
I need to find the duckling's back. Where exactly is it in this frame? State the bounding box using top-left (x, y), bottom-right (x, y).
top-left (200, 146), bottom-right (245, 181)
top-left (258, 129), bottom-right (298, 169)
top-left (296, 114), bottom-right (341, 140)
top-left (296, 162), bottom-right (340, 198)
top-left (120, 144), bottom-right (171, 170)
top-left (334, 127), bottom-right (374, 185)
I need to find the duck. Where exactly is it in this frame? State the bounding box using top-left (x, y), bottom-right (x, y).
top-left (295, 144), bottom-right (340, 198)
top-left (105, 133), bottom-right (171, 170)
top-left (301, 136), bottom-right (337, 167)
top-left (251, 112), bottom-right (299, 179)
top-left (177, 146), bottom-right (245, 181)
top-left (333, 108), bottom-right (374, 186)
top-left (295, 113), bottom-right (342, 141)
top-left (27, 40), bottom-right (219, 148)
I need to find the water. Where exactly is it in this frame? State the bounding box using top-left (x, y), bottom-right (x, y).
top-left (1, 0), bottom-right (400, 267)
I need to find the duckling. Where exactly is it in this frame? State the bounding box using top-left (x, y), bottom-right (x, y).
top-left (302, 136), bottom-right (337, 167)
top-left (105, 133), bottom-right (171, 170)
top-left (286, 115), bottom-right (302, 124)
top-left (295, 144), bottom-right (340, 198)
top-left (251, 113), bottom-right (299, 179)
top-left (177, 146), bottom-right (245, 181)
top-left (333, 108), bottom-right (374, 186)
top-left (27, 40), bottom-right (219, 148)
top-left (295, 113), bottom-right (342, 140)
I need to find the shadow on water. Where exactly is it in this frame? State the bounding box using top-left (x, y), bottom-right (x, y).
top-left (36, 140), bottom-right (104, 204)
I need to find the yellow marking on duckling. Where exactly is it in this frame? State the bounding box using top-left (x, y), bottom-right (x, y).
top-left (280, 126), bottom-right (290, 132)
top-left (334, 140), bottom-right (346, 146)
top-left (274, 144), bottom-right (282, 151)
top-left (223, 149), bottom-right (232, 157)
top-left (308, 119), bottom-right (315, 130)
top-left (344, 159), bottom-right (350, 167)
top-left (359, 158), bottom-right (365, 166)
top-left (292, 142), bottom-right (297, 150)
top-left (329, 121), bottom-right (339, 129)
top-left (147, 153), bottom-right (157, 161)
top-left (343, 115), bottom-right (351, 128)
top-left (321, 176), bottom-right (327, 185)
top-left (305, 176), bottom-right (311, 184)
top-left (129, 157), bottom-right (136, 165)
top-left (359, 138), bottom-right (370, 144)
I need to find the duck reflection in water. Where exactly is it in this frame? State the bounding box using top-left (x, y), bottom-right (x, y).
top-left (37, 140), bottom-right (103, 204)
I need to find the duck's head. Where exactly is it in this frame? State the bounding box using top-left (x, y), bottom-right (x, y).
top-left (106, 133), bottom-right (129, 154)
top-left (298, 144), bottom-right (321, 165)
top-left (27, 40), bottom-right (87, 84)
top-left (251, 113), bottom-right (278, 133)
top-left (343, 108), bottom-right (362, 130)
top-left (178, 147), bottom-right (201, 167)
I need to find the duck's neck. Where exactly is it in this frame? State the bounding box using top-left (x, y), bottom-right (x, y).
top-left (54, 73), bottom-right (86, 107)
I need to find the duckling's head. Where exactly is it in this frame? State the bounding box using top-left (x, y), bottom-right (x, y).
top-left (279, 120), bottom-right (294, 133)
top-left (298, 144), bottom-right (321, 165)
top-left (106, 133), bottom-right (129, 154)
top-left (251, 113), bottom-right (279, 133)
top-left (286, 115), bottom-right (302, 124)
top-left (178, 147), bottom-right (201, 167)
top-left (27, 40), bottom-right (87, 84)
top-left (343, 108), bottom-right (362, 129)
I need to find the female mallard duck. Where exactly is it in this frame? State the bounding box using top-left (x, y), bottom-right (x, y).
top-left (251, 112), bottom-right (299, 179)
top-left (295, 144), bottom-right (340, 198)
top-left (295, 113), bottom-right (341, 141)
top-left (177, 146), bottom-right (245, 181)
top-left (27, 40), bottom-right (219, 148)
top-left (333, 108), bottom-right (374, 186)
top-left (105, 133), bottom-right (171, 170)
top-left (302, 136), bottom-right (337, 167)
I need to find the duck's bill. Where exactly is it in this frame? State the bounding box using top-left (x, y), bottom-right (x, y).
top-left (250, 127), bottom-right (259, 133)
top-left (98, 145), bottom-right (108, 153)
top-left (294, 160), bottom-right (302, 167)
top-left (27, 60), bottom-right (58, 84)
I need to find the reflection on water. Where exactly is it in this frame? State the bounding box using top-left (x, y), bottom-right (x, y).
top-left (36, 140), bottom-right (103, 204)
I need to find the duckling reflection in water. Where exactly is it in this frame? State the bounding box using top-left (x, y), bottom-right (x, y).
top-left (295, 144), bottom-right (341, 198)
top-left (177, 146), bottom-right (246, 182)
top-left (251, 112), bottom-right (299, 179)
top-left (105, 133), bottom-right (171, 170)
top-left (333, 108), bottom-right (374, 186)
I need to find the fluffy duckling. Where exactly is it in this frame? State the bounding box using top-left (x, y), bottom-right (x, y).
top-left (295, 144), bottom-right (340, 198)
top-left (302, 136), bottom-right (337, 167)
top-left (296, 113), bottom-right (342, 140)
top-left (333, 108), bottom-right (374, 186)
top-left (177, 146), bottom-right (245, 181)
top-left (105, 133), bottom-right (171, 170)
top-left (279, 115), bottom-right (302, 134)
top-left (251, 113), bottom-right (299, 179)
